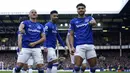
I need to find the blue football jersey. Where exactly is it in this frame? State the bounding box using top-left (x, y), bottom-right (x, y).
top-left (44, 22), bottom-right (65, 48)
top-left (21, 20), bottom-right (44, 48)
top-left (70, 16), bottom-right (94, 45)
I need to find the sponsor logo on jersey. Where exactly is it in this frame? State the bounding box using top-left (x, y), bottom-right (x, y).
top-left (29, 25), bottom-right (31, 27)
top-left (52, 30), bottom-right (57, 33)
top-left (28, 28), bottom-right (40, 33)
top-left (37, 26), bottom-right (41, 29)
top-left (76, 23), bottom-right (88, 28)
top-left (85, 18), bottom-right (89, 22)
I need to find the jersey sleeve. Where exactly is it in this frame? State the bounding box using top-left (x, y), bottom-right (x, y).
top-left (67, 29), bottom-right (70, 36)
top-left (57, 32), bottom-right (65, 47)
top-left (69, 20), bottom-right (75, 31)
top-left (18, 20), bottom-right (27, 34)
top-left (20, 20), bottom-right (27, 27)
top-left (40, 24), bottom-right (45, 34)
top-left (88, 16), bottom-right (95, 21)
top-left (44, 23), bottom-right (50, 35)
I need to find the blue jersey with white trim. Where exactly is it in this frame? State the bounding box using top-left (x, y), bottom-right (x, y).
top-left (44, 22), bottom-right (65, 49)
top-left (21, 20), bottom-right (44, 48)
top-left (70, 16), bottom-right (94, 45)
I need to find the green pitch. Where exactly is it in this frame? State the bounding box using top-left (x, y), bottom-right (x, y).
top-left (0, 71), bottom-right (128, 73)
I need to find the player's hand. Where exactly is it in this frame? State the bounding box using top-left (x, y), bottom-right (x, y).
top-left (70, 47), bottom-right (75, 55)
top-left (89, 18), bottom-right (96, 25)
top-left (29, 42), bottom-right (36, 47)
top-left (64, 49), bottom-right (68, 55)
top-left (89, 20), bottom-right (95, 24)
top-left (17, 48), bottom-right (21, 55)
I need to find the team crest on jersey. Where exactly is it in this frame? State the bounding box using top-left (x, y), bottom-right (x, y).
top-left (37, 26), bottom-right (41, 29)
top-left (52, 30), bottom-right (57, 33)
top-left (75, 21), bottom-right (79, 24)
top-left (29, 25), bottom-right (31, 27)
top-left (56, 27), bottom-right (57, 30)
top-left (45, 26), bottom-right (48, 31)
top-left (85, 18), bottom-right (89, 22)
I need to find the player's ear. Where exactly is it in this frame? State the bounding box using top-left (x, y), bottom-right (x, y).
top-left (84, 8), bottom-right (86, 12)
top-left (50, 14), bottom-right (53, 19)
top-left (28, 14), bottom-right (30, 18)
top-left (28, 12), bottom-right (31, 18)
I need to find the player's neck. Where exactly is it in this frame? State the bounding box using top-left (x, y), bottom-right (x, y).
top-left (50, 20), bottom-right (56, 24)
top-left (78, 15), bottom-right (85, 18)
top-left (30, 18), bottom-right (37, 22)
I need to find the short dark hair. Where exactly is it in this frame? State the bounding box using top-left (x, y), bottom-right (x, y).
top-left (50, 10), bottom-right (58, 14)
top-left (76, 3), bottom-right (86, 8)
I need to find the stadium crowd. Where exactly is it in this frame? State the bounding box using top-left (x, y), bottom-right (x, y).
top-left (0, 33), bottom-right (130, 47)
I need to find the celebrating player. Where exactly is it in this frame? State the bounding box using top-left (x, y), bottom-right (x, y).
top-left (14, 9), bottom-right (46, 73)
top-left (44, 10), bottom-right (66, 73)
top-left (69, 3), bottom-right (97, 73)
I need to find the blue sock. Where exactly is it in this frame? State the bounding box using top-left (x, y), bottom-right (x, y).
top-left (15, 66), bottom-right (22, 72)
top-left (47, 63), bottom-right (53, 69)
top-left (38, 68), bottom-right (44, 73)
top-left (73, 70), bottom-right (74, 72)
top-left (46, 63), bottom-right (53, 73)
top-left (90, 66), bottom-right (96, 73)
top-left (52, 63), bottom-right (58, 66)
top-left (74, 65), bottom-right (80, 72)
top-left (51, 63), bottom-right (58, 73)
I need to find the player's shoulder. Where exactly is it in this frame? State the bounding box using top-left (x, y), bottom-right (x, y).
top-left (35, 23), bottom-right (44, 30)
top-left (85, 16), bottom-right (94, 20)
top-left (45, 22), bottom-right (50, 25)
top-left (37, 22), bottom-right (44, 27)
top-left (45, 22), bottom-right (52, 27)
top-left (20, 20), bottom-right (30, 24)
top-left (40, 24), bottom-right (44, 29)
top-left (86, 15), bottom-right (92, 18)
top-left (70, 18), bottom-right (77, 23)
top-left (70, 18), bottom-right (78, 25)
top-left (23, 20), bottom-right (30, 23)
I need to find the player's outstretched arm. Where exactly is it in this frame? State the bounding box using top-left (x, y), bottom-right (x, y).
top-left (66, 35), bottom-right (71, 54)
top-left (69, 30), bottom-right (75, 54)
top-left (57, 32), bottom-right (65, 48)
top-left (29, 25), bottom-right (46, 47)
top-left (69, 30), bottom-right (74, 48)
top-left (18, 34), bottom-right (22, 49)
top-left (29, 33), bottom-right (46, 47)
top-left (18, 23), bottom-right (25, 49)
top-left (57, 32), bottom-right (68, 55)
top-left (37, 33), bottom-right (46, 44)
